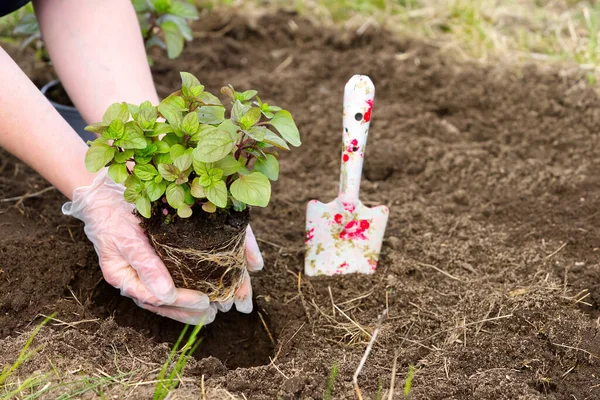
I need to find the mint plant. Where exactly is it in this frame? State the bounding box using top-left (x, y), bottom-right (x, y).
top-left (13, 0), bottom-right (199, 61)
top-left (84, 71), bottom-right (300, 219)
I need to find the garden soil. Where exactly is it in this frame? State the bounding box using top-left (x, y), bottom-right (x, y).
top-left (2, 9), bottom-right (600, 400)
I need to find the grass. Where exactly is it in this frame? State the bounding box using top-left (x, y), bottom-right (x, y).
top-left (323, 361), bottom-right (339, 400)
top-left (403, 364), bottom-right (415, 397)
top-left (0, 314), bottom-right (204, 400)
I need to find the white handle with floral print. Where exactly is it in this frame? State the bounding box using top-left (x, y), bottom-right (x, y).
top-left (305, 75), bottom-right (389, 276)
top-left (339, 75), bottom-right (375, 202)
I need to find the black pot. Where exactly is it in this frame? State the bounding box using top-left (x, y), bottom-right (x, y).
top-left (41, 80), bottom-right (96, 143)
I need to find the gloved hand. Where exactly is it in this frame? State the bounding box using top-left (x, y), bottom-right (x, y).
top-left (62, 168), bottom-right (264, 325)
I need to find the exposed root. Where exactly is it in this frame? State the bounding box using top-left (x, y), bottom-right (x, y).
top-left (148, 229), bottom-right (246, 302)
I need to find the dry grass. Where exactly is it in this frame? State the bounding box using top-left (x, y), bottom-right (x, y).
top-left (199, 0), bottom-right (600, 81)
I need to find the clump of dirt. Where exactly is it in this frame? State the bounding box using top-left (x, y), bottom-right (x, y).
top-left (2, 8), bottom-right (600, 400)
top-left (142, 208), bottom-right (250, 301)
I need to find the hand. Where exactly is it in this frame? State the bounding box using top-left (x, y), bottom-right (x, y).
top-left (62, 169), bottom-right (216, 325)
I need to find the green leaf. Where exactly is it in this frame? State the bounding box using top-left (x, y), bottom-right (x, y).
top-left (103, 120), bottom-right (125, 140)
top-left (155, 141), bottom-right (170, 154)
top-left (177, 204), bottom-right (193, 218)
top-left (135, 154), bottom-right (153, 165)
top-left (158, 164), bottom-right (179, 182)
top-left (85, 144), bottom-right (115, 172)
top-left (214, 155), bottom-right (242, 176)
top-left (151, 0), bottom-right (171, 13)
top-left (166, 183), bottom-right (185, 208)
top-left (231, 100), bottom-right (250, 124)
top-left (158, 95), bottom-right (186, 124)
top-left (199, 174), bottom-right (212, 187)
top-left (114, 149), bottom-right (134, 163)
top-left (202, 202), bottom-right (217, 213)
top-left (102, 102), bottom-right (130, 124)
top-left (132, 0), bottom-right (148, 12)
top-left (206, 180), bottom-right (227, 208)
top-left (138, 107), bottom-right (157, 131)
top-left (237, 90), bottom-right (258, 102)
top-left (136, 196), bottom-right (152, 218)
top-left (150, 122), bottom-right (174, 137)
top-left (160, 20), bottom-right (184, 59)
top-left (240, 107), bottom-right (262, 130)
top-left (182, 112), bottom-right (199, 134)
top-left (133, 164), bottom-right (158, 181)
top-left (263, 129), bottom-right (290, 150)
top-left (180, 71), bottom-right (203, 95)
top-left (270, 110), bottom-right (301, 147)
top-left (246, 126), bottom-right (267, 142)
top-left (193, 128), bottom-right (234, 163)
top-left (127, 103), bottom-right (140, 117)
top-left (190, 178), bottom-right (206, 198)
top-left (183, 184), bottom-right (195, 205)
top-left (124, 187), bottom-right (142, 203)
top-left (174, 152), bottom-right (192, 172)
top-left (108, 163), bottom-right (129, 184)
top-left (114, 123), bottom-right (147, 149)
top-left (124, 176), bottom-right (143, 203)
top-left (197, 91), bottom-right (222, 106)
top-left (230, 172), bottom-right (271, 207)
top-left (163, 133), bottom-right (181, 146)
top-left (232, 198), bottom-right (247, 212)
top-left (136, 143), bottom-right (158, 157)
top-left (145, 180), bottom-right (167, 202)
top-left (85, 122), bottom-right (108, 133)
top-left (255, 154), bottom-right (279, 181)
top-left (219, 119), bottom-right (240, 139)
top-left (170, 144), bottom-right (186, 159)
top-left (170, 1), bottom-right (199, 19)
top-left (154, 153), bottom-right (173, 166)
top-left (197, 106), bottom-right (225, 125)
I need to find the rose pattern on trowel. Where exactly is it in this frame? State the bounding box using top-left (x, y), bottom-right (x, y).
top-left (305, 75), bottom-right (389, 276)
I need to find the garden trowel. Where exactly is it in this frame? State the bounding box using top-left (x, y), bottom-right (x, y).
top-left (305, 75), bottom-right (389, 276)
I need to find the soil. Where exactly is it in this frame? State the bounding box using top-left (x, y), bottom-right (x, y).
top-left (141, 208), bottom-right (250, 301)
top-left (3, 8), bottom-right (600, 400)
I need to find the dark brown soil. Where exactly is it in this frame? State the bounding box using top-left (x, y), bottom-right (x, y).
top-left (142, 208), bottom-right (250, 301)
top-left (3, 8), bottom-right (600, 400)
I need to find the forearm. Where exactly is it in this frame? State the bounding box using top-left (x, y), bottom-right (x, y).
top-left (33, 0), bottom-right (160, 125)
top-left (0, 47), bottom-right (96, 199)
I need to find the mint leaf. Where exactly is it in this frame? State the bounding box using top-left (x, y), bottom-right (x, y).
top-left (158, 164), bottom-right (179, 182)
top-left (270, 110), bottom-right (301, 147)
top-left (182, 112), bottom-right (199, 134)
top-left (170, 1), bottom-right (199, 19)
top-left (150, 122), bottom-right (174, 137)
top-left (231, 100), bottom-right (250, 124)
top-left (160, 20), bottom-right (184, 59)
top-left (190, 178), bottom-right (206, 198)
top-left (177, 204), bottom-right (193, 218)
top-left (102, 102), bottom-right (130, 124)
top-left (158, 95), bottom-right (186, 124)
top-left (230, 172), bottom-right (271, 207)
top-left (85, 143), bottom-right (115, 172)
top-left (199, 174), bottom-right (212, 187)
top-left (114, 149), bottom-right (134, 163)
top-left (85, 122), bottom-right (108, 134)
top-left (136, 196), bottom-right (152, 218)
top-left (103, 120), bottom-right (125, 140)
top-left (246, 126), bottom-right (267, 142)
top-left (193, 127), bottom-right (234, 163)
top-left (197, 105), bottom-right (225, 125)
top-left (237, 90), bottom-right (258, 102)
top-left (166, 183), bottom-right (185, 208)
top-left (114, 123), bottom-right (147, 149)
top-left (155, 141), bottom-right (170, 154)
top-left (145, 180), bottom-right (167, 202)
top-left (202, 202), bottom-right (217, 213)
top-left (173, 152), bottom-right (192, 172)
top-left (240, 107), bottom-right (262, 130)
top-left (170, 144), bottom-right (185, 159)
top-left (108, 163), bottom-right (129, 184)
top-left (206, 180), bottom-right (227, 208)
top-left (214, 155), bottom-right (242, 176)
top-left (263, 128), bottom-right (290, 150)
top-left (255, 154), bottom-right (279, 181)
top-left (138, 107), bottom-right (157, 131)
top-left (133, 164), bottom-right (158, 181)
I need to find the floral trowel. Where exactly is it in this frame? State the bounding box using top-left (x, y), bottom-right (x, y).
top-left (305, 75), bottom-right (389, 276)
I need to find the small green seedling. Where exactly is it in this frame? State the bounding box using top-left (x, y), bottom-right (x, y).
top-left (85, 71), bottom-right (300, 220)
top-left (323, 362), bottom-right (339, 400)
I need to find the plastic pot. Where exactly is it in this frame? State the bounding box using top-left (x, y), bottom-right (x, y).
top-left (41, 80), bottom-right (96, 143)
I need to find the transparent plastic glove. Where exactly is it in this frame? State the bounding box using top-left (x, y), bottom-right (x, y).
top-left (62, 169), bottom-right (217, 325)
top-left (214, 226), bottom-right (264, 314)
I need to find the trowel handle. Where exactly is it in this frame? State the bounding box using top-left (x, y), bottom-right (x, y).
top-left (338, 75), bottom-right (375, 203)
